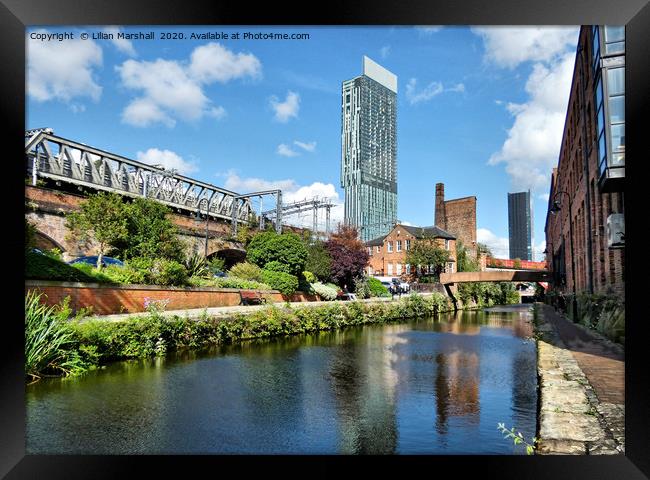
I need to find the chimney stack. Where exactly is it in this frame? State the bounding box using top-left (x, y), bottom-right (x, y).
top-left (435, 183), bottom-right (446, 229)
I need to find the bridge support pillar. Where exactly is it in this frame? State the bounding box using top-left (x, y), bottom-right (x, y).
top-left (444, 283), bottom-right (458, 311)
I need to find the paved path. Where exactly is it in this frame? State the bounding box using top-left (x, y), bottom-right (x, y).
top-left (537, 303), bottom-right (625, 452)
top-left (83, 293), bottom-right (427, 323)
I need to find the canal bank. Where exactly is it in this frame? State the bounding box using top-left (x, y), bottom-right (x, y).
top-left (533, 302), bottom-right (624, 454)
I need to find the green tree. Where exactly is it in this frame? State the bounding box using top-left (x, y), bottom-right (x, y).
top-left (456, 240), bottom-right (479, 272)
top-left (477, 242), bottom-right (493, 257)
top-left (246, 231), bottom-right (308, 276)
top-left (304, 240), bottom-right (332, 282)
top-left (111, 197), bottom-right (185, 262)
top-left (65, 192), bottom-right (129, 269)
top-left (405, 237), bottom-right (450, 280)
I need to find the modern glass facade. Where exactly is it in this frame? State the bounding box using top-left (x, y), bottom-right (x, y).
top-left (592, 25), bottom-right (625, 191)
top-left (508, 191), bottom-right (533, 261)
top-left (341, 56), bottom-right (397, 242)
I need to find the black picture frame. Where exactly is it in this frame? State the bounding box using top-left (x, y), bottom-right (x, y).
top-left (3, 0), bottom-right (648, 477)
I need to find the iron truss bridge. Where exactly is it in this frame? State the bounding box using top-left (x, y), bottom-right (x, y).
top-left (25, 128), bottom-right (256, 223)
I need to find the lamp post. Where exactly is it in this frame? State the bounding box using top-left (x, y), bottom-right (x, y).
top-left (196, 197), bottom-right (213, 259)
top-left (550, 190), bottom-right (578, 320)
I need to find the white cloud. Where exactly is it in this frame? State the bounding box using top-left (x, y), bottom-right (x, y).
top-left (416, 26), bottom-right (443, 35)
top-left (277, 144), bottom-right (299, 157)
top-left (405, 78), bottom-right (464, 105)
top-left (116, 43), bottom-right (260, 127)
top-left (380, 45), bottom-right (391, 59)
top-left (487, 51), bottom-right (576, 192)
top-left (103, 26), bottom-right (137, 57)
top-left (471, 26), bottom-right (578, 69)
top-left (136, 148), bottom-right (197, 175)
top-left (222, 171), bottom-right (344, 229)
top-left (270, 91), bottom-right (300, 122)
top-left (189, 42), bottom-right (262, 84)
top-left (477, 228), bottom-right (510, 258)
top-left (27, 29), bottom-right (103, 103)
top-left (538, 193), bottom-right (550, 202)
top-left (533, 239), bottom-right (547, 262)
top-left (293, 140), bottom-right (316, 152)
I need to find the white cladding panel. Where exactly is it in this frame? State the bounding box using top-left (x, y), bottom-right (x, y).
top-left (362, 56), bottom-right (397, 93)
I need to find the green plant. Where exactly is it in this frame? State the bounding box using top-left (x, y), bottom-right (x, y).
top-left (25, 219), bottom-right (38, 252)
top-left (302, 271), bottom-right (317, 284)
top-left (209, 257), bottom-right (226, 275)
top-left (264, 260), bottom-right (292, 274)
top-left (184, 252), bottom-right (210, 278)
top-left (304, 240), bottom-right (332, 282)
top-left (261, 269), bottom-right (299, 296)
top-left (367, 277), bottom-right (390, 297)
top-left (353, 275), bottom-right (371, 299)
top-left (25, 250), bottom-right (98, 283)
top-left (149, 259), bottom-right (188, 286)
top-left (247, 231), bottom-right (308, 276)
top-left (311, 282), bottom-right (338, 300)
top-left (25, 292), bottom-right (87, 381)
top-left (228, 261), bottom-right (264, 282)
top-left (405, 238), bottom-right (450, 280)
top-left (497, 423), bottom-right (537, 455)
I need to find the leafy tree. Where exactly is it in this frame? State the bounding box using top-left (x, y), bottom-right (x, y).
top-left (228, 261), bottom-right (264, 281)
top-left (405, 237), bottom-right (450, 280)
top-left (477, 242), bottom-right (493, 257)
top-left (304, 240), bottom-right (332, 281)
top-left (111, 197), bottom-right (185, 262)
top-left (325, 224), bottom-right (369, 288)
top-left (25, 218), bottom-right (37, 252)
top-left (456, 240), bottom-right (479, 272)
top-left (246, 231), bottom-right (308, 276)
top-left (65, 192), bottom-right (129, 269)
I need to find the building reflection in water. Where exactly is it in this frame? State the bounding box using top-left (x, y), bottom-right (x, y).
top-left (327, 324), bottom-right (407, 454)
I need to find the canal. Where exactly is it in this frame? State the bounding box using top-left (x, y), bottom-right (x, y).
top-left (26, 304), bottom-right (537, 454)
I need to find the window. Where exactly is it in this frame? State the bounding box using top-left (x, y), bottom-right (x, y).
top-left (445, 239), bottom-right (450, 250)
top-left (388, 241), bottom-right (393, 253)
top-left (396, 263), bottom-right (402, 275)
top-left (367, 247), bottom-right (372, 256)
top-left (405, 264), bottom-right (411, 274)
top-left (405, 239), bottom-right (411, 251)
top-left (447, 262), bottom-right (454, 273)
top-left (396, 240), bottom-right (402, 252)
top-left (376, 245), bottom-right (381, 253)
top-left (387, 263), bottom-right (393, 275)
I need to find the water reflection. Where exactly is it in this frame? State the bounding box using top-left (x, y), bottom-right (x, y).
top-left (27, 307), bottom-right (537, 454)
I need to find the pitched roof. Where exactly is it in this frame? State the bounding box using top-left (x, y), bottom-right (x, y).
top-left (365, 235), bottom-right (387, 246)
top-left (401, 224), bottom-right (456, 240)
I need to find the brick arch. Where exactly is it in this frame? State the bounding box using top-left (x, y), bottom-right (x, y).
top-left (33, 230), bottom-right (66, 253)
top-left (211, 248), bottom-right (246, 270)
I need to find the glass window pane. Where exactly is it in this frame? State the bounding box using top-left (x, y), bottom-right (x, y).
top-left (595, 78), bottom-right (603, 107)
top-left (607, 68), bottom-right (625, 95)
top-left (608, 95), bottom-right (625, 123)
top-left (599, 131), bottom-right (606, 158)
top-left (597, 105), bottom-right (605, 133)
top-left (605, 41), bottom-right (625, 55)
top-left (611, 152), bottom-right (625, 167)
top-left (604, 26), bottom-right (624, 43)
top-left (610, 123), bottom-right (625, 151)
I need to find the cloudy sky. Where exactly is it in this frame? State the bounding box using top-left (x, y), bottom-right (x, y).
top-left (26, 25), bottom-right (581, 260)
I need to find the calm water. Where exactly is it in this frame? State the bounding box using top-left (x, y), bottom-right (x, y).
top-left (26, 305), bottom-right (537, 454)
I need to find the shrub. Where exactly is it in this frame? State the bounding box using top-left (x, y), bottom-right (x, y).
top-left (100, 264), bottom-right (146, 285)
top-left (246, 231), bottom-right (308, 276)
top-left (311, 282), bottom-right (338, 300)
top-left (228, 262), bottom-right (264, 282)
top-left (264, 260), bottom-right (292, 274)
top-left (302, 271), bottom-right (317, 284)
top-left (184, 252), bottom-right (210, 278)
top-left (367, 277), bottom-right (390, 297)
top-left (188, 276), bottom-right (272, 290)
top-left (261, 269), bottom-right (299, 296)
top-left (353, 275), bottom-right (371, 299)
top-left (209, 257), bottom-right (226, 274)
top-left (25, 292), bottom-right (87, 381)
top-left (149, 259), bottom-right (188, 286)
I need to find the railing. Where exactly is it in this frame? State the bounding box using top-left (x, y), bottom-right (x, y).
top-left (25, 130), bottom-right (253, 222)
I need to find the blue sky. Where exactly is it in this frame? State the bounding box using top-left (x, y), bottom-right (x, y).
top-left (26, 25), bottom-right (580, 260)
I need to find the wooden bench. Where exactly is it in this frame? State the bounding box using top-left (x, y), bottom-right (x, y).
top-left (240, 290), bottom-right (267, 306)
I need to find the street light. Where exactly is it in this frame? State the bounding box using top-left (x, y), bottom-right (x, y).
top-left (550, 190), bottom-right (578, 320)
top-left (196, 197), bottom-right (214, 259)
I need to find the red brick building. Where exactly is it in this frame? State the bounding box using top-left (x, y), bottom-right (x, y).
top-left (365, 223), bottom-right (457, 279)
top-left (435, 183), bottom-right (477, 257)
top-left (545, 26), bottom-right (625, 299)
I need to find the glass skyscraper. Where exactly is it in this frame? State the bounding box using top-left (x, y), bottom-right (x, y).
top-left (341, 56), bottom-right (397, 242)
top-left (508, 191), bottom-right (533, 261)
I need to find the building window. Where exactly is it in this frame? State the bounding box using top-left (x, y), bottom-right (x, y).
top-left (367, 247), bottom-right (372, 256)
top-left (447, 262), bottom-right (454, 273)
top-left (396, 263), bottom-right (402, 275)
top-left (376, 245), bottom-right (381, 253)
top-left (387, 263), bottom-right (393, 275)
top-left (405, 239), bottom-right (411, 251)
top-left (406, 264), bottom-right (411, 274)
top-left (396, 240), bottom-right (402, 252)
top-left (445, 239), bottom-right (450, 250)
top-left (388, 241), bottom-right (393, 253)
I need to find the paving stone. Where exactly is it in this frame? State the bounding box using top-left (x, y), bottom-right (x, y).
top-left (539, 411), bottom-right (604, 442)
top-left (588, 439), bottom-right (621, 455)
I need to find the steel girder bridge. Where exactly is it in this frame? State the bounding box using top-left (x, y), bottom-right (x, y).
top-left (25, 129), bottom-right (284, 234)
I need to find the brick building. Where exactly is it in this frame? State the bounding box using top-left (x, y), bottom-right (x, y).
top-left (545, 26), bottom-right (625, 299)
top-left (434, 183), bottom-right (477, 257)
top-left (365, 223), bottom-right (456, 279)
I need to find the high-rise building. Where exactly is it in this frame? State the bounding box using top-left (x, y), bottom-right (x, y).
top-left (341, 56), bottom-right (397, 242)
top-left (508, 191), bottom-right (533, 261)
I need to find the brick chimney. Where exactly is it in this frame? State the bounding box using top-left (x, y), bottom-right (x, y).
top-left (435, 183), bottom-right (446, 229)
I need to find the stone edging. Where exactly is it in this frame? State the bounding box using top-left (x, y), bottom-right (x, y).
top-left (534, 303), bottom-right (623, 455)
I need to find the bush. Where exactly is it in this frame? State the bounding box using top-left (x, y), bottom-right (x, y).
top-left (302, 271), bottom-right (317, 284)
top-left (228, 262), bottom-right (264, 282)
top-left (184, 252), bottom-right (210, 278)
top-left (311, 282), bottom-right (338, 300)
top-left (264, 260), bottom-right (293, 274)
top-left (367, 277), bottom-right (390, 297)
top-left (246, 231), bottom-right (308, 276)
top-left (149, 259), bottom-right (188, 286)
top-left (100, 264), bottom-right (146, 284)
top-left (188, 276), bottom-right (272, 290)
top-left (209, 257), bottom-right (226, 275)
top-left (353, 275), bottom-right (371, 299)
top-left (261, 270), bottom-right (299, 296)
